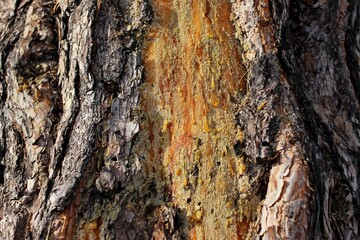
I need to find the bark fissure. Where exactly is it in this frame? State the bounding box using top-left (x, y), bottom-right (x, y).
top-left (49, 64), bottom-right (79, 180)
top-left (346, 0), bottom-right (360, 104)
top-left (277, 0), bottom-right (360, 238)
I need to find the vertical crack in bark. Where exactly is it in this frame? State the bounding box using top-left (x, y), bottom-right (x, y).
top-left (231, 0), bottom-right (312, 238)
top-left (346, 1), bottom-right (360, 104)
top-left (277, 0), bottom-right (360, 238)
top-left (40, 1), bottom-right (98, 238)
top-left (49, 62), bottom-right (79, 180)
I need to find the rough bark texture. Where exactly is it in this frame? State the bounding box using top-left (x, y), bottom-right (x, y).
top-left (0, 0), bottom-right (359, 239)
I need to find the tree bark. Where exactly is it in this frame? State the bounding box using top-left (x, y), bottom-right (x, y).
top-left (0, 0), bottom-right (359, 239)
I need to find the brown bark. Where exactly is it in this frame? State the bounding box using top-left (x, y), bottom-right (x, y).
top-left (0, 0), bottom-right (359, 239)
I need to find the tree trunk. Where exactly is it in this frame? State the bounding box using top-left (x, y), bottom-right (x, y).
top-left (0, 0), bottom-right (359, 239)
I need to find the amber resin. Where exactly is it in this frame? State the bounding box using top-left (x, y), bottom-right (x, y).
top-left (139, 0), bottom-right (248, 238)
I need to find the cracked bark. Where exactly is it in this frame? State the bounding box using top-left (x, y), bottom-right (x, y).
top-left (0, 0), bottom-right (359, 239)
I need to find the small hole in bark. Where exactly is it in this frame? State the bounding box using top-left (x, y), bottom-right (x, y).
top-left (217, 161), bottom-right (221, 166)
top-left (192, 165), bottom-right (199, 176)
top-left (261, 141), bottom-right (270, 146)
top-left (111, 157), bottom-right (117, 162)
top-left (211, 209), bottom-right (214, 214)
top-left (233, 140), bottom-right (245, 157)
top-left (186, 198), bottom-right (192, 204)
top-left (145, 205), bottom-right (155, 216)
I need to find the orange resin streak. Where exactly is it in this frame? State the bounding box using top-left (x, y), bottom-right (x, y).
top-left (141, 0), bottom-right (247, 238)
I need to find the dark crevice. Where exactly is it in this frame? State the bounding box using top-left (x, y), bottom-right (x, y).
top-left (52, 63), bottom-right (80, 176)
top-left (13, 128), bottom-right (25, 171)
top-left (276, 0), bottom-right (360, 238)
top-left (0, 0), bottom-right (32, 76)
top-left (280, 48), bottom-right (326, 239)
top-left (45, 63), bottom-right (81, 208)
top-left (0, 164), bottom-right (4, 184)
top-left (233, 140), bottom-right (245, 158)
top-left (345, 1), bottom-right (360, 104)
top-left (73, 62), bottom-right (81, 107)
top-left (273, 1), bottom-right (326, 238)
top-left (13, 211), bottom-right (29, 240)
top-left (60, 13), bottom-right (70, 40)
top-left (68, 0), bottom-right (82, 13)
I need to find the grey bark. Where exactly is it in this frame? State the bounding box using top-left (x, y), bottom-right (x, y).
top-left (0, 0), bottom-right (152, 239)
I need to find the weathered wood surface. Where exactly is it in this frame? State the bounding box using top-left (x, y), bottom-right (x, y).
top-left (0, 0), bottom-right (359, 239)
